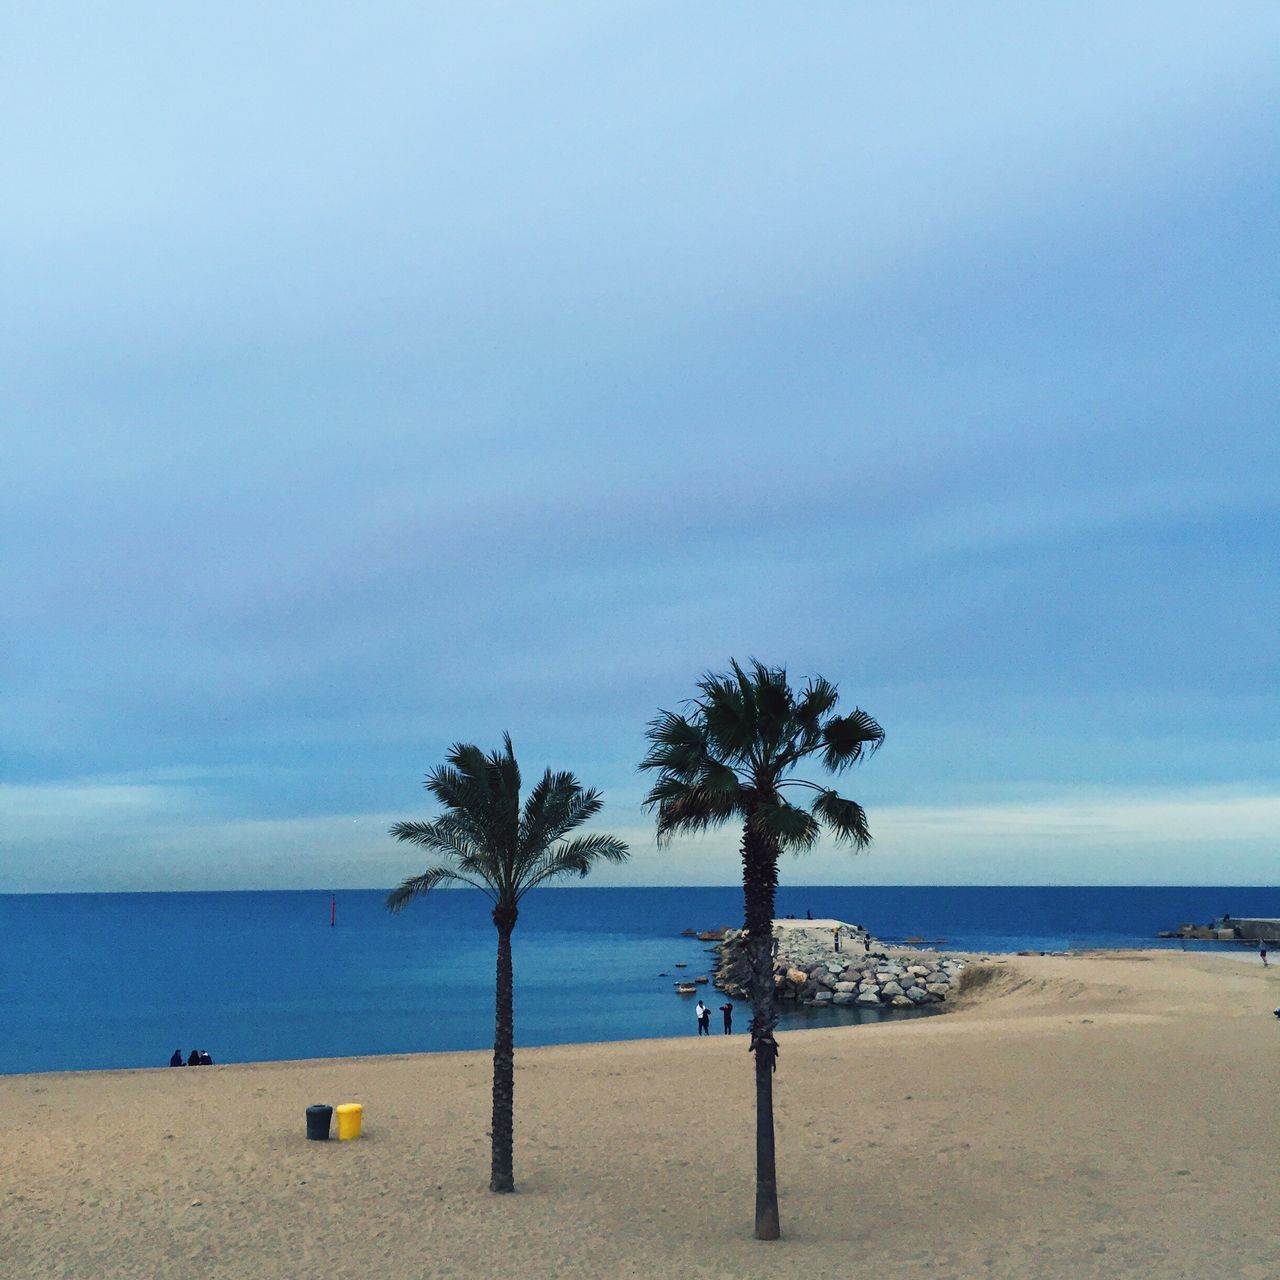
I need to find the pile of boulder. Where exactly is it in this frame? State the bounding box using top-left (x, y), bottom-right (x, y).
top-left (713, 925), bottom-right (966, 1009)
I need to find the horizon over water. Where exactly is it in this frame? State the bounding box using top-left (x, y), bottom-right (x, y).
top-left (3, 885), bottom-right (1277, 1075)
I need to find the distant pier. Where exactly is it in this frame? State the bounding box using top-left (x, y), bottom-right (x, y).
top-left (1163, 916), bottom-right (1280, 943)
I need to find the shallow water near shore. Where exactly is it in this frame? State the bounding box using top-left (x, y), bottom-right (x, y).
top-left (3, 885), bottom-right (1276, 1074)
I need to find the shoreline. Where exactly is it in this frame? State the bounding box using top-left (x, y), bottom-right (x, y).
top-left (6, 944), bottom-right (1271, 1082)
top-left (5, 950), bottom-right (1279, 1279)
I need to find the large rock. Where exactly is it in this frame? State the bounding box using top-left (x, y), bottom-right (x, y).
top-left (855, 992), bottom-right (882, 1005)
top-left (905, 986), bottom-right (929, 1003)
top-left (926, 983), bottom-right (949, 997)
top-left (880, 980), bottom-right (904, 998)
top-left (832, 992), bottom-right (857, 1005)
top-left (889, 995), bottom-right (915, 1008)
top-left (833, 981), bottom-right (858, 993)
top-left (811, 990), bottom-right (834, 1003)
top-left (786, 968), bottom-right (808, 986)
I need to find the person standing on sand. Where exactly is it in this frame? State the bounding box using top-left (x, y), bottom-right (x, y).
top-left (695, 999), bottom-right (709, 1035)
top-left (1261, 943), bottom-right (1269, 967)
top-left (720, 1003), bottom-right (733, 1034)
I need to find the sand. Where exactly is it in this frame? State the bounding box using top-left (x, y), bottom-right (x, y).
top-left (4, 950), bottom-right (1279, 1280)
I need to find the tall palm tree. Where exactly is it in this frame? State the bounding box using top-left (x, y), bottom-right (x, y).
top-left (640, 660), bottom-right (883, 1240)
top-left (387, 734), bottom-right (628, 1193)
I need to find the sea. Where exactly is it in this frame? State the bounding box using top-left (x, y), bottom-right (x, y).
top-left (2, 885), bottom-right (1276, 1075)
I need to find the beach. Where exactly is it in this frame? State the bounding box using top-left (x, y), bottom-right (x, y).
top-left (4, 950), bottom-right (1278, 1280)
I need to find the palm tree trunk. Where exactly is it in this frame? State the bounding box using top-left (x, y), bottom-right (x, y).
top-left (490, 901), bottom-right (518, 1193)
top-left (741, 817), bottom-right (781, 1240)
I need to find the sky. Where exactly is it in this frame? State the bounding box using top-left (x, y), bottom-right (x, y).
top-left (2, 3), bottom-right (1277, 891)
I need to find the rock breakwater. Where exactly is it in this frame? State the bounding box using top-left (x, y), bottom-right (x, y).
top-left (714, 923), bottom-right (967, 1009)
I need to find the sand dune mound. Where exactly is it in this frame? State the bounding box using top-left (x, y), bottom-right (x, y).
top-left (950, 949), bottom-right (1270, 1024)
top-left (957, 963), bottom-right (1095, 1004)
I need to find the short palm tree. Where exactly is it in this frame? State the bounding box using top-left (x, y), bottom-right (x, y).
top-left (641, 660), bottom-right (883, 1240)
top-left (387, 734), bottom-right (628, 1193)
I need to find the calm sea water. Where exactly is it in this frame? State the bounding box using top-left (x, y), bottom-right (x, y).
top-left (2, 885), bottom-right (1276, 1075)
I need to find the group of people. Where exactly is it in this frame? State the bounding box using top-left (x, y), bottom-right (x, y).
top-left (169, 1048), bottom-right (213, 1066)
top-left (694, 999), bottom-right (733, 1036)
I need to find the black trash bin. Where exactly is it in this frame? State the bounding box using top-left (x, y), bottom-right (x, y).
top-left (306, 1104), bottom-right (333, 1140)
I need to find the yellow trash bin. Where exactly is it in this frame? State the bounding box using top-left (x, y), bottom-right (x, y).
top-left (335, 1103), bottom-right (363, 1141)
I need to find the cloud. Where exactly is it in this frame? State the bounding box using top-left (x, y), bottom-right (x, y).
top-left (4, 777), bottom-right (1277, 892)
top-left (1, 5), bottom-right (1275, 889)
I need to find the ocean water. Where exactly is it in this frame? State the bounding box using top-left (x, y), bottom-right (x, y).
top-left (2, 885), bottom-right (1276, 1075)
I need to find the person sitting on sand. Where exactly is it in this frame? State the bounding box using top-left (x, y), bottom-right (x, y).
top-left (187, 1050), bottom-right (201, 1066)
top-left (198, 1050), bottom-right (213, 1065)
top-left (169, 1049), bottom-right (184, 1067)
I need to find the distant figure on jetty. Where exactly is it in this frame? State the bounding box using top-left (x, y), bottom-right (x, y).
top-left (863, 935), bottom-right (872, 954)
top-left (695, 999), bottom-right (710, 1035)
top-left (1261, 943), bottom-right (1269, 967)
top-left (169, 1049), bottom-right (183, 1067)
top-left (806, 908), bottom-right (813, 920)
top-left (719, 1003), bottom-right (733, 1034)
top-left (833, 926), bottom-right (842, 952)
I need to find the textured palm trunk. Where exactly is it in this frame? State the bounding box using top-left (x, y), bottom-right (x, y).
top-left (741, 815), bottom-right (781, 1240)
top-left (490, 902), bottom-right (518, 1193)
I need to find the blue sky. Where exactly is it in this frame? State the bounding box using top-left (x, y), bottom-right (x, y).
top-left (3, 3), bottom-right (1277, 891)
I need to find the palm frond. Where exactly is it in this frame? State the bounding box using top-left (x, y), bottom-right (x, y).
top-left (820, 710), bottom-right (885, 772)
top-left (520, 770), bottom-right (603, 854)
top-left (522, 832), bottom-right (630, 893)
top-left (639, 710), bottom-right (711, 779)
top-left (752, 798), bottom-right (821, 851)
top-left (654, 782), bottom-right (745, 841)
top-left (794, 675), bottom-right (839, 724)
top-left (751, 660), bottom-right (795, 761)
top-left (386, 865), bottom-right (468, 912)
top-left (390, 817), bottom-right (476, 860)
top-left (810, 788), bottom-right (873, 848)
top-left (696, 665), bottom-right (759, 766)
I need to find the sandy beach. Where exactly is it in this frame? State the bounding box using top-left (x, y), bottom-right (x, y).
top-left (4, 950), bottom-right (1278, 1280)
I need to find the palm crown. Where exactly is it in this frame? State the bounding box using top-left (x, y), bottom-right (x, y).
top-left (388, 733), bottom-right (629, 913)
top-left (640, 659), bottom-right (884, 851)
